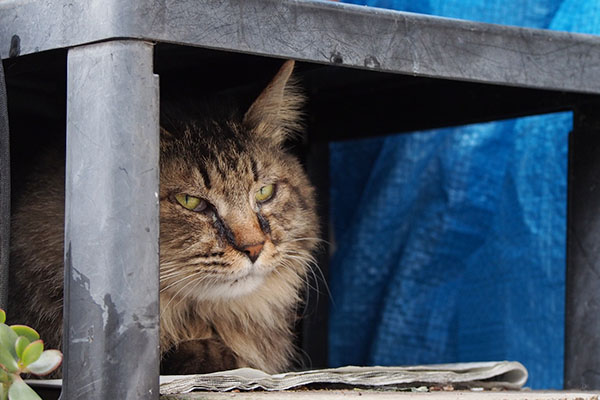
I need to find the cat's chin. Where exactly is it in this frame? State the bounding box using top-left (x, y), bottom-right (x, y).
top-left (225, 272), bottom-right (266, 298)
top-left (192, 271), bottom-right (267, 301)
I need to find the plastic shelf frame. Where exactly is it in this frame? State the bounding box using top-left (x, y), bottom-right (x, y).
top-left (1, 0), bottom-right (600, 397)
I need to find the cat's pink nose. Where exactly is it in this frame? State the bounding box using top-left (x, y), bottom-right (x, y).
top-left (242, 242), bottom-right (264, 263)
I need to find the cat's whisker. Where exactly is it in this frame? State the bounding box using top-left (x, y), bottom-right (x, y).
top-left (162, 273), bottom-right (204, 310)
top-left (284, 249), bottom-right (319, 266)
top-left (160, 271), bottom-right (185, 280)
top-left (160, 274), bottom-right (191, 293)
top-left (160, 261), bottom-right (187, 270)
top-left (160, 264), bottom-right (185, 271)
top-left (283, 253), bottom-right (315, 265)
top-left (160, 270), bottom-right (208, 293)
top-left (301, 260), bottom-right (322, 305)
top-left (171, 276), bottom-right (205, 310)
top-left (285, 236), bottom-right (330, 246)
top-left (160, 272), bottom-right (184, 283)
top-left (161, 268), bottom-right (218, 294)
top-left (278, 259), bottom-right (317, 319)
top-left (160, 272), bottom-right (192, 281)
top-left (279, 258), bottom-right (319, 295)
top-left (282, 252), bottom-right (332, 302)
top-left (159, 269), bottom-right (191, 280)
top-left (284, 250), bottom-right (322, 274)
top-left (160, 264), bottom-right (216, 281)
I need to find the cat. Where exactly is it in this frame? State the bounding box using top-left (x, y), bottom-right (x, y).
top-left (8, 60), bottom-right (320, 375)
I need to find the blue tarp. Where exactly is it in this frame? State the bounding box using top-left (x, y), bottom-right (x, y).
top-left (329, 0), bottom-right (600, 389)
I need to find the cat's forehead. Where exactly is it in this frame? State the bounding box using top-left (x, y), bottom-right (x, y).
top-left (164, 119), bottom-right (249, 161)
top-left (188, 128), bottom-right (265, 175)
top-left (164, 128), bottom-right (278, 193)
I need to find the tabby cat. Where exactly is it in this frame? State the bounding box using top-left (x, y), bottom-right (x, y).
top-left (8, 60), bottom-right (320, 374)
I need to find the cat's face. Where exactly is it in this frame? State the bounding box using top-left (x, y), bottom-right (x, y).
top-left (158, 61), bottom-right (318, 302)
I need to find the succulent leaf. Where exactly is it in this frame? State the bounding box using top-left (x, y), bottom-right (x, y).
top-left (7, 377), bottom-right (40, 400)
top-left (0, 383), bottom-right (7, 400)
top-left (0, 326), bottom-right (17, 359)
top-left (20, 341), bottom-right (43, 368)
top-left (24, 350), bottom-right (62, 376)
top-left (13, 338), bottom-right (29, 361)
top-left (7, 328), bottom-right (38, 345)
top-left (0, 347), bottom-right (18, 374)
top-left (0, 310), bottom-right (5, 325)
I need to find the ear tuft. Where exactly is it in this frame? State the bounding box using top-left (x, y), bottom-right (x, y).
top-left (243, 60), bottom-right (304, 145)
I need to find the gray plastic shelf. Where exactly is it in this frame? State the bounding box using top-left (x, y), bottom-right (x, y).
top-left (1, 0), bottom-right (600, 398)
top-left (2, 0), bottom-right (600, 94)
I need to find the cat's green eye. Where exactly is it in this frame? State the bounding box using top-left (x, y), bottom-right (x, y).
top-left (175, 193), bottom-right (206, 212)
top-left (255, 184), bottom-right (275, 203)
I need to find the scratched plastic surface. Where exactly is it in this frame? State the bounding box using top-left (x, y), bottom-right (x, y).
top-left (329, 0), bottom-right (600, 389)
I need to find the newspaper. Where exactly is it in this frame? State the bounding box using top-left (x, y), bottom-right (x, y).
top-left (159, 361), bottom-right (528, 394)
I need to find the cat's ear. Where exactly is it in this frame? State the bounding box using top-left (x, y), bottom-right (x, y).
top-left (243, 60), bottom-right (304, 145)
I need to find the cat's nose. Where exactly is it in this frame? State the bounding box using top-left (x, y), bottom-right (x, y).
top-left (242, 242), bottom-right (264, 263)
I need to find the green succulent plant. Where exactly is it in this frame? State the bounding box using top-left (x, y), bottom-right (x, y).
top-left (0, 309), bottom-right (62, 400)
